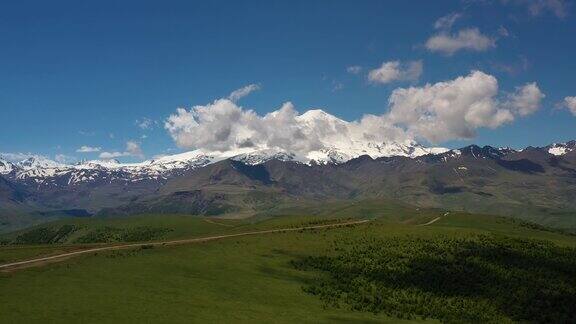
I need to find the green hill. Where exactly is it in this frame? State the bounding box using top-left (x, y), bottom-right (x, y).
top-left (1, 200), bottom-right (575, 322)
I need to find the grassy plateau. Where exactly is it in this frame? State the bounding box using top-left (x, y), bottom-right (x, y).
top-left (1, 199), bottom-right (575, 323)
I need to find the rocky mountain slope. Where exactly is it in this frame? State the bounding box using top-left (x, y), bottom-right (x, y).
top-left (1, 140), bottom-right (575, 231)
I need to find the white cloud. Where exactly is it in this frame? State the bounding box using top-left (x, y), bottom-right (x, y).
top-left (434, 12), bottom-right (462, 30)
top-left (387, 71), bottom-right (510, 142)
top-left (165, 99), bottom-right (405, 155)
top-left (563, 96), bottom-right (576, 115)
top-left (228, 84), bottom-right (260, 102)
top-left (0, 152), bottom-right (75, 165)
top-left (54, 154), bottom-right (76, 164)
top-left (76, 146), bottom-right (101, 153)
top-left (368, 60), bottom-right (423, 84)
top-left (126, 141), bottom-right (143, 157)
top-left (98, 152), bottom-right (127, 159)
top-left (386, 71), bottom-right (543, 143)
top-left (346, 65), bottom-right (362, 74)
top-left (505, 82), bottom-right (545, 116)
top-left (425, 28), bottom-right (496, 55)
top-left (99, 141), bottom-right (143, 160)
top-left (136, 117), bottom-right (156, 130)
top-left (0, 152), bottom-right (41, 163)
top-left (165, 71), bottom-right (542, 149)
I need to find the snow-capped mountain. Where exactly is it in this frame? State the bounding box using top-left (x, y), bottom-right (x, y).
top-left (2, 137), bottom-right (576, 231)
top-left (0, 109), bottom-right (451, 185)
top-left (1, 106), bottom-right (573, 187)
top-left (18, 156), bottom-right (64, 170)
top-left (0, 139), bottom-right (445, 185)
top-left (3, 139), bottom-right (573, 186)
top-left (0, 158), bottom-right (15, 174)
top-left (546, 141), bottom-right (576, 156)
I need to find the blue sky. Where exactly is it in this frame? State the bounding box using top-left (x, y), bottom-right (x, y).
top-left (0, 0), bottom-right (575, 162)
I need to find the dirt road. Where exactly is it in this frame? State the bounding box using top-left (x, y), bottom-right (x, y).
top-left (0, 219), bottom-right (369, 271)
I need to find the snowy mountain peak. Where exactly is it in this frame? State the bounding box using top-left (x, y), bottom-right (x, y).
top-left (547, 141), bottom-right (576, 156)
top-left (0, 158), bottom-right (15, 174)
top-left (231, 149), bottom-right (296, 165)
top-left (299, 109), bottom-right (338, 121)
top-left (296, 109), bottom-right (348, 128)
top-left (6, 139), bottom-right (572, 186)
top-left (77, 159), bottom-right (121, 169)
top-left (0, 140), bottom-right (447, 184)
top-left (17, 156), bottom-right (64, 170)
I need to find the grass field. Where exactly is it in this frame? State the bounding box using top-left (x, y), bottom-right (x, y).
top-left (1, 200), bottom-right (575, 323)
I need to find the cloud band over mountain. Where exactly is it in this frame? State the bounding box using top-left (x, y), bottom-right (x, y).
top-left (165, 71), bottom-right (544, 153)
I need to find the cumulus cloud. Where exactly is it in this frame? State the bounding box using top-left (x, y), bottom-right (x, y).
top-left (165, 99), bottom-right (308, 152)
top-left (434, 12), bottom-right (462, 30)
top-left (505, 82), bottom-right (545, 116)
top-left (563, 96), bottom-right (576, 116)
top-left (346, 65), bottom-right (362, 74)
top-left (368, 61), bottom-right (423, 84)
top-left (386, 71), bottom-right (543, 142)
top-left (76, 146), bottom-right (101, 153)
top-left (386, 71), bottom-right (509, 142)
top-left (228, 84), bottom-right (260, 102)
top-left (165, 99), bottom-right (406, 155)
top-left (425, 28), bottom-right (496, 55)
top-left (165, 71), bottom-right (543, 150)
top-left (99, 141), bottom-right (144, 160)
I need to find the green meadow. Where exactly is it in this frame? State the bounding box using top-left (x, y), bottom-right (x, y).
top-left (1, 200), bottom-right (575, 323)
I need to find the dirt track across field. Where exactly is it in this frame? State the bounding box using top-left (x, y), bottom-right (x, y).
top-left (0, 219), bottom-right (370, 271)
top-left (417, 217), bottom-right (440, 226)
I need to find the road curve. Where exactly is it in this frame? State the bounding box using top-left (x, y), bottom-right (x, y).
top-left (417, 217), bottom-right (442, 226)
top-left (0, 219), bottom-right (370, 271)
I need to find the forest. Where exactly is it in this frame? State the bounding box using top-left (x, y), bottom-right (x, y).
top-left (292, 234), bottom-right (576, 323)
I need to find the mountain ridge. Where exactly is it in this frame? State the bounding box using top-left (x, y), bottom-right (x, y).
top-left (3, 140), bottom-right (574, 186)
top-left (1, 139), bottom-right (576, 232)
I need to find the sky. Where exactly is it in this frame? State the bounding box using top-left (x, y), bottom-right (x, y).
top-left (0, 0), bottom-right (575, 163)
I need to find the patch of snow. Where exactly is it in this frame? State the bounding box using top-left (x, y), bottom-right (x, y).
top-left (548, 146), bottom-right (568, 156)
top-left (546, 141), bottom-right (575, 156)
top-left (0, 158), bottom-right (15, 174)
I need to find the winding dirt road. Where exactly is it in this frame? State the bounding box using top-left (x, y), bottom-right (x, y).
top-left (0, 219), bottom-right (369, 271)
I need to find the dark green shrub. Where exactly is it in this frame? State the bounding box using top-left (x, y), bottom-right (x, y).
top-left (293, 235), bottom-right (576, 323)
